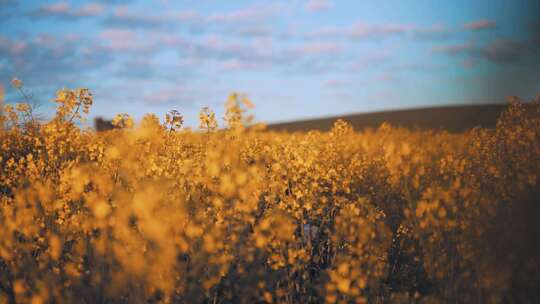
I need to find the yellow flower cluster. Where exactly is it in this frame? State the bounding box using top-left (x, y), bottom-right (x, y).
top-left (0, 88), bottom-right (539, 303)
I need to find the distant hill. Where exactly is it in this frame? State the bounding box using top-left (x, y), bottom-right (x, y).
top-left (266, 104), bottom-right (510, 133)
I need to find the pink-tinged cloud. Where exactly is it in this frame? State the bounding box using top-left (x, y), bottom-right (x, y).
top-left (99, 29), bottom-right (188, 53)
top-left (158, 33), bottom-right (187, 48)
top-left (78, 3), bottom-right (105, 16)
top-left (348, 22), bottom-right (413, 39)
top-left (303, 26), bottom-right (340, 39)
top-left (33, 2), bottom-right (105, 18)
top-left (206, 4), bottom-right (282, 23)
top-left (32, 34), bottom-right (81, 59)
top-left (324, 79), bottom-right (350, 88)
top-left (461, 59), bottom-right (475, 69)
top-left (463, 19), bottom-right (496, 31)
top-left (432, 42), bottom-right (474, 55)
top-left (194, 35), bottom-right (289, 65)
top-left (412, 24), bottom-right (453, 40)
top-left (100, 29), bottom-right (136, 43)
top-left (392, 62), bottom-right (443, 72)
top-left (142, 86), bottom-right (196, 104)
top-left (104, 6), bottom-right (166, 28)
top-left (302, 22), bottom-right (412, 40)
top-left (433, 37), bottom-right (535, 64)
top-left (0, 34), bottom-right (113, 87)
top-left (42, 2), bottom-right (69, 14)
top-left (0, 37), bottom-right (30, 59)
top-left (8, 40), bottom-right (26, 55)
top-left (347, 51), bottom-right (393, 72)
top-left (294, 42), bottom-right (342, 55)
top-left (100, 29), bottom-right (148, 52)
top-left (305, 0), bottom-right (333, 12)
top-left (102, 5), bottom-right (278, 36)
top-left (479, 38), bottom-right (527, 63)
top-left (235, 25), bottom-right (272, 37)
top-left (375, 72), bottom-right (400, 83)
top-left (106, 7), bottom-right (197, 26)
top-left (219, 59), bottom-right (266, 71)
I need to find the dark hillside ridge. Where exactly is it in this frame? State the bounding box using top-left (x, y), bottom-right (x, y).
top-left (266, 104), bottom-right (509, 133)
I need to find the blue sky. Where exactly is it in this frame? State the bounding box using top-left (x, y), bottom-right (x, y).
top-left (1, 0), bottom-right (539, 126)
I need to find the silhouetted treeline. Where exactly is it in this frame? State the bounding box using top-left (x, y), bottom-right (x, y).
top-left (267, 104), bottom-right (510, 133)
top-left (94, 117), bottom-right (116, 132)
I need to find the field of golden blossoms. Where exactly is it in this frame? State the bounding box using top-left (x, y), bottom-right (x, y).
top-left (0, 87), bottom-right (539, 303)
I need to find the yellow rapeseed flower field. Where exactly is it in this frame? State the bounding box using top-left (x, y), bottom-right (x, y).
top-left (1, 88), bottom-right (539, 303)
